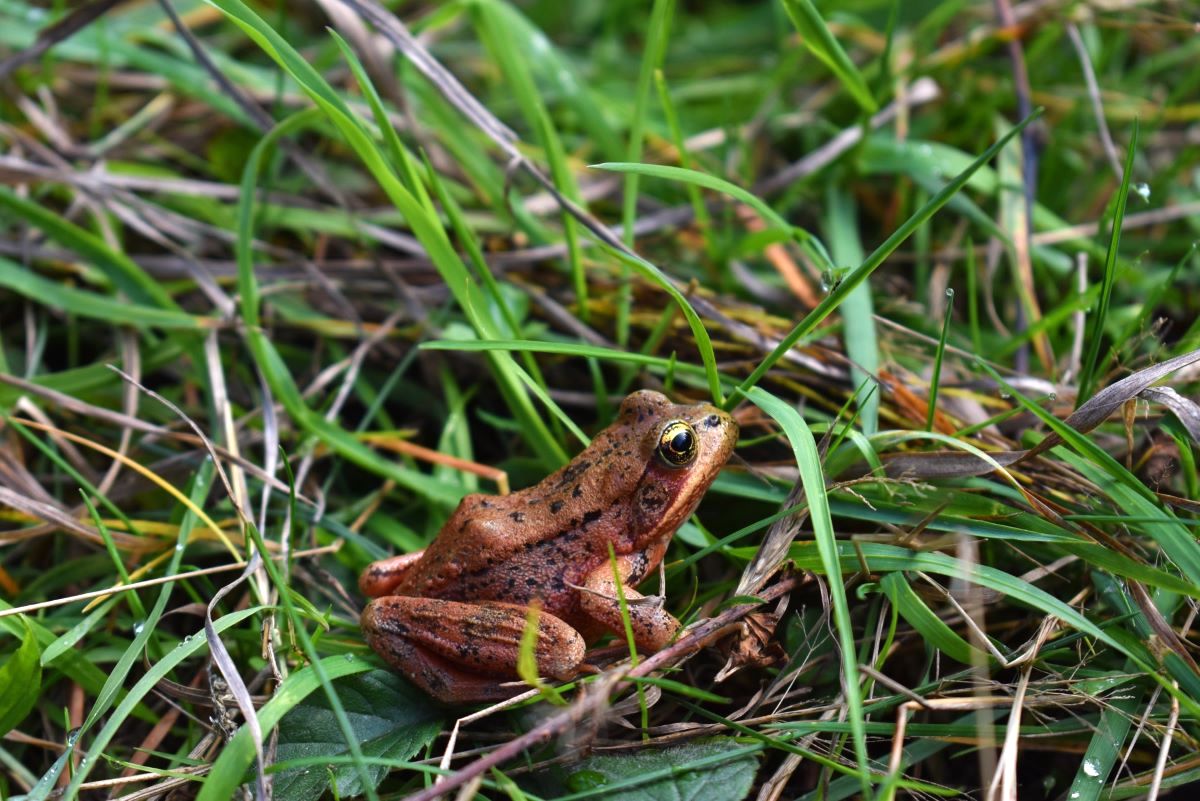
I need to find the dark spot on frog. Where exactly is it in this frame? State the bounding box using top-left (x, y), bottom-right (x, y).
top-left (582, 509), bottom-right (602, 526)
top-left (640, 491), bottom-right (665, 510)
top-left (509, 511), bottom-right (525, 522)
top-left (572, 484), bottom-right (583, 498)
top-left (562, 460), bottom-right (591, 482)
top-left (550, 500), bottom-right (564, 514)
top-left (480, 499), bottom-right (493, 508)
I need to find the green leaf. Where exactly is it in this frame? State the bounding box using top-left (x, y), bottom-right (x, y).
top-left (779, 0), bottom-right (877, 113)
top-left (560, 738), bottom-right (758, 800)
top-left (0, 618), bottom-right (42, 737)
top-left (274, 670), bottom-right (442, 801)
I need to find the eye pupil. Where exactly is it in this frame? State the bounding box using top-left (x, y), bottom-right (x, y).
top-left (657, 421), bottom-right (697, 467)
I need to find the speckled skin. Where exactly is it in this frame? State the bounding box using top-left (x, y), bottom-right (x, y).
top-left (359, 390), bottom-right (738, 703)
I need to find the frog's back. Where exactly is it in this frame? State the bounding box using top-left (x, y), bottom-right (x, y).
top-left (393, 411), bottom-right (657, 608)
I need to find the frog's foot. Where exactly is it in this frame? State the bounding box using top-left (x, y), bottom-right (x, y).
top-left (579, 557), bottom-right (681, 653)
top-left (361, 597), bottom-right (585, 704)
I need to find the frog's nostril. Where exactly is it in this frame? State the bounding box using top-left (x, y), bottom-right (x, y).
top-left (704, 414), bottom-right (720, 429)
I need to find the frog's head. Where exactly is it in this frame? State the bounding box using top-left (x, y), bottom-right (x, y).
top-left (616, 390), bottom-right (738, 544)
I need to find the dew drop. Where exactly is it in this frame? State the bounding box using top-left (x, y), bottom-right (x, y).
top-left (945, 287), bottom-right (955, 299)
top-left (1083, 759), bottom-right (1100, 777)
top-left (1133, 182), bottom-right (1151, 202)
top-left (820, 266), bottom-right (849, 294)
top-left (132, 622), bottom-right (145, 636)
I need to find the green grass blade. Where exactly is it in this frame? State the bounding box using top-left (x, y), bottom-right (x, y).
top-left (927, 288), bottom-right (954, 431)
top-left (1078, 121), bottom-right (1138, 402)
top-left (605, 246), bottom-right (724, 404)
top-left (879, 573), bottom-right (984, 665)
top-left (747, 387), bottom-right (872, 796)
top-left (824, 186), bottom-right (878, 435)
top-left (983, 365), bottom-right (1200, 588)
top-left (0, 189), bottom-right (183, 313)
top-left (470, 0), bottom-right (588, 327)
top-left (422, 337), bottom-right (720, 379)
top-left (622, 0), bottom-right (674, 249)
top-left (593, 162), bottom-right (795, 233)
top-left (0, 256), bottom-right (208, 330)
top-left (779, 0), bottom-right (877, 113)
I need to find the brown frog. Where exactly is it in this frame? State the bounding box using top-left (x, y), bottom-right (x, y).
top-left (359, 390), bottom-right (738, 703)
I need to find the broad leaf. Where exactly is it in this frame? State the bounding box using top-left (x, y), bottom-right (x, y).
top-left (274, 669), bottom-right (442, 801)
top-left (0, 618), bottom-right (41, 737)
top-left (560, 738), bottom-right (758, 801)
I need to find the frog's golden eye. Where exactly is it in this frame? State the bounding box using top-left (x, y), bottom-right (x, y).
top-left (657, 420), bottom-right (698, 468)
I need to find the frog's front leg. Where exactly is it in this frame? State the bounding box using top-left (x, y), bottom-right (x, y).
top-left (578, 550), bottom-right (680, 653)
top-left (361, 597), bottom-right (586, 703)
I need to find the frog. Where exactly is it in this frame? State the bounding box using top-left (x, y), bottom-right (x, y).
top-left (359, 389), bottom-right (738, 703)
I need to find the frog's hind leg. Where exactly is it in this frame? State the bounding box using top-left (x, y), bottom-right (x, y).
top-left (361, 597), bottom-right (585, 703)
top-left (358, 551), bottom-right (425, 597)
